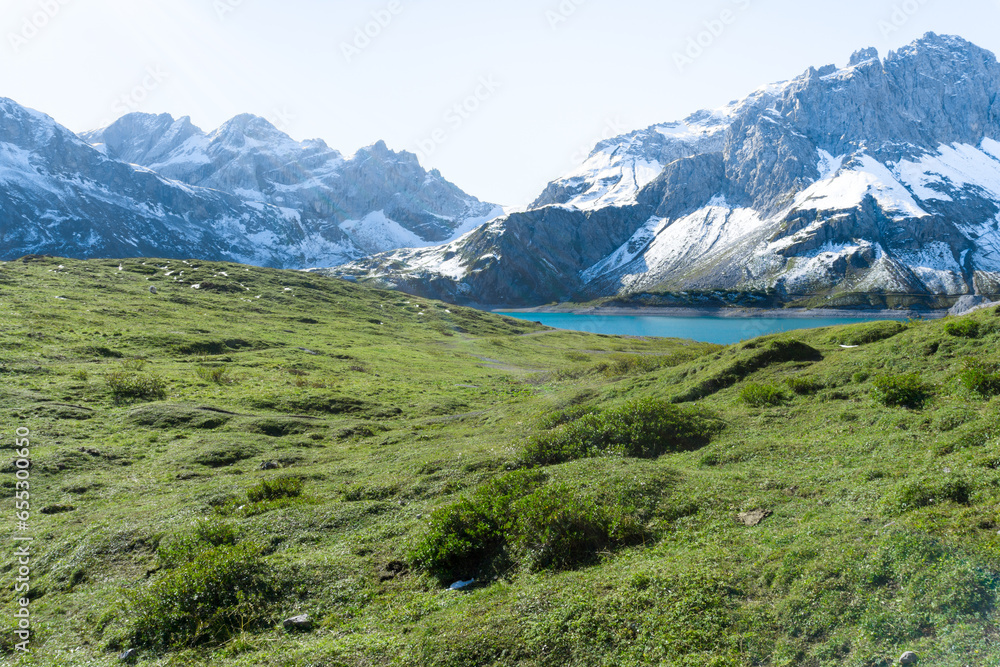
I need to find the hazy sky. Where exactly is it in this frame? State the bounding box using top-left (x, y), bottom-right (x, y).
top-left (3, 0), bottom-right (999, 207)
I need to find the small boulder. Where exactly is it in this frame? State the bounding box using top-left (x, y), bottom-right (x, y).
top-left (737, 509), bottom-right (772, 527)
top-left (260, 460), bottom-right (282, 470)
top-left (899, 652), bottom-right (918, 666)
top-left (282, 614), bottom-right (312, 631)
top-left (149, 286), bottom-right (157, 294)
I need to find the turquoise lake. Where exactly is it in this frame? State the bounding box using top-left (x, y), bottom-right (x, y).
top-left (500, 312), bottom-right (910, 345)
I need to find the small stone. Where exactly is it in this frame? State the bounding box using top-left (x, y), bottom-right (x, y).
top-left (899, 651), bottom-right (918, 666)
top-left (119, 648), bottom-right (139, 663)
top-left (260, 460), bottom-right (282, 470)
top-left (737, 509), bottom-right (772, 527)
top-left (282, 614), bottom-right (312, 631)
top-left (149, 286), bottom-right (157, 294)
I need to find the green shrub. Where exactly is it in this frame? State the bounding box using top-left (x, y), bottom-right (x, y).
top-left (106, 369), bottom-right (167, 403)
top-left (536, 404), bottom-right (599, 430)
top-left (157, 519), bottom-right (239, 569)
top-left (785, 377), bottom-right (822, 395)
top-left (959, 359), bottom-right (1000, 397)
top-left (519, 399), bottom-right (720, 467)
top-left (871, 374), bottom-right (931, 408)
top-left (945, 318), bottom-right (982, 339)
top-left (124, 542), bottom-right (276, 648)
top-left (409, 470), bottom-right (547, 581)
top-left (246, 477), bottom-right (303, 503)
top-left (599, 354), bottom-right (662, 377)
top-left (740, 382), bottom-right (787, 407)
top-left (195, 365), bottom-right (234, 385)
top-left (409, 469), bottom-right (663, 581)
top-left (512, 484), bottom-right (645, 572)
top-left (120, 358), bottom-right (149, 372)
top-left (886, 477), bottom-right (974, 514)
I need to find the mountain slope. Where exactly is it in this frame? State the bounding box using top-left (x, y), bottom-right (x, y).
top-left (330, 33), bottom-right (1000, 309)
top-left (82, 114), bottom-right (501, 261)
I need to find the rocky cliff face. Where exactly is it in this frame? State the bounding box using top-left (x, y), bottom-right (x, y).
top-left (330, 33), bottom-right (1000, 309)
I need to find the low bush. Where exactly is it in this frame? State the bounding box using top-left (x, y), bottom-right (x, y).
top-left (536, 404), bottom-right (599, 430)
top-left (195, 365), bottom-right (234, 385)
top-left (123, 542), bottom-right (276, 648)
top-left (246, 477), bottom-right (303, 503)
top-left (959, 359), bottom-right (1000, 397)
top-left (106, 369), bottom-right (167, 403)
top-left (871, 374), bottom-right (932, 408)
top-left (945, 318), bottom-right (982, 339)
top-left (785, 377), bottom-right (822, 395)
top-left (409, 469), bottom-right (665, 581)
top-left (157, 519), bottom-right (239, 569)
top-left (740, 382), bottom-right (787, 407)
top-left (409, 470), bottom-right (547, 581)
top-left (513, 484), bottom-right (648, 572)
top-left (519, 399), bottom-right (720, 467)
top-left (885, 476), bottom-right (974, 514)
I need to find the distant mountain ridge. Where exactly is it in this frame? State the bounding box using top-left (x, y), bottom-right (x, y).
top-left (330, 33), bottom-right (1000, 310)
top-left (0, 102), bottom-right (499, 267)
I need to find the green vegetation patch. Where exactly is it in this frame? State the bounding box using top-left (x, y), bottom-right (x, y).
top-left (671, 338), bottom-right (822, 402)
top-left (127, 403), bottom-right (235, 430)
top-left (959, 359), bottom-right (1000, 397)
top-left (117, 541), bottom-right (277, 649)
top-left (519, 398), bottom-right (721, 466)
top-left (740, 382), bottom-right (787, 407)
top-left (829, 320), bottom-right (908, 346)
top-left (410, 463), bottom-right (679, 582)
top-left (872, 373), bottom-right (933, 408)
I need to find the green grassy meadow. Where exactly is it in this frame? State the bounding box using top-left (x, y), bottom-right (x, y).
top-left (1, 255), bottom-right (999, 666)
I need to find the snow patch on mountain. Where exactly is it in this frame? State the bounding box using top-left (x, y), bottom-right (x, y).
top-left (894, 142), bottom-right (1000, 202)
top-left (793, 155), bottom-right (929, 218)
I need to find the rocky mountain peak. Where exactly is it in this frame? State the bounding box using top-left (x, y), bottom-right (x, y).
top-left (847, 47), bottom-right (880, 67)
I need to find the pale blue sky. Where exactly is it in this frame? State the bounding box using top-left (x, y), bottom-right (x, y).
top-left (2, 0), bottom-right (999, 207)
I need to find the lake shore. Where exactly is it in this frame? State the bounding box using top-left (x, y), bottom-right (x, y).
top-left (494, 305), bottom-right (949, 320)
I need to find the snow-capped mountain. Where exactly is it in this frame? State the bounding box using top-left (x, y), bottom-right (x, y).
top-left (0, 97), bottom-right (327, 266)
top-left (82, 114), bottom-right (501, 262)
top-left (330, 33), bottom-right (1000, 309)
top-left (0, 99), bottom-right (498, 267)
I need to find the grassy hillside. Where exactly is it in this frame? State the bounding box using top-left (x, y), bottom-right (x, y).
top-left (1, 256), bottom-right (999, 666)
